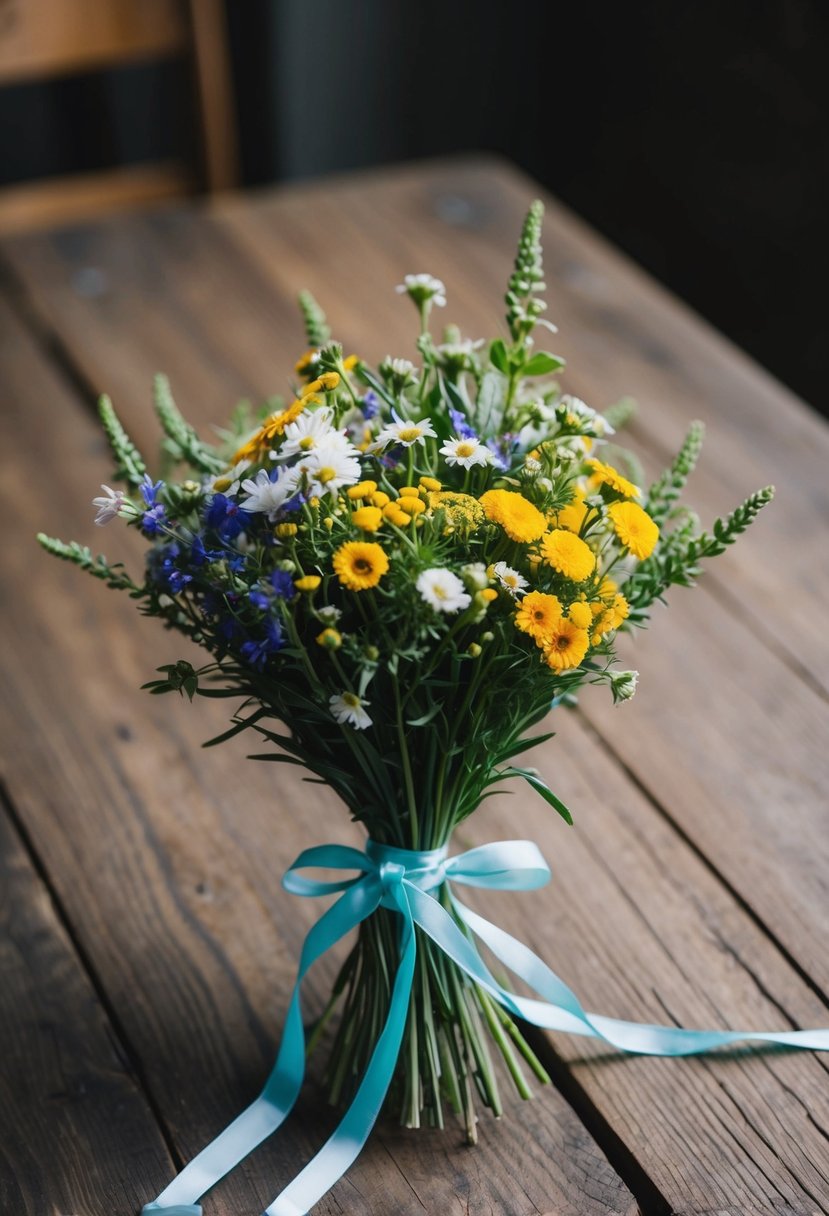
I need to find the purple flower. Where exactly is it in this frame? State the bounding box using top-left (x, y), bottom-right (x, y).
top-left (270, 569), bottom-right (297, 599)
top-left (205, 493), bottom-right (247, 540)
top-left (240, 617), bottom-right (285, 670)
top-left (449, 407), bottom-right (476, 439)
top-left (140, 475), bottom-right (165, 508)
top-left (141, 503), bottom-right (167, 536)
top-left (361, 390), bottom-right (380, 420)
top-left (249, 587), bottom-right (271, 611)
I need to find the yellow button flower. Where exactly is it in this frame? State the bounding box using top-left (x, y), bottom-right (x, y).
top-left (607, 502), bottom-right (659, 559)
top-left (351, 505), bottom-right (383, 532)
top-left (541, 529), bottom-right (596, 581)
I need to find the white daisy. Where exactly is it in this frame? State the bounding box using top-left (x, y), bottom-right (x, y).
top-left (560, 395), bottom-right (615, 436)
top-left (416, 568), bottom-right (471, 614)
top-left (329, 691), bottom-right (373, 730)
top-left (490, 561), bottom-right (528, 597)
top-left (238, 467), bottom-right (299, 521)
top-left (212, 458), bottom-right (251, 497)
top-left (395, 274), bottom-right (447, 308)
top-left (371, 412), bottom-right (437, 452)
top-left (295, 442), bottom-right (362, 498)
top-left (439, 435), bottom-right (491, 469)
top-left (92, 485), bottom-right (128, 526)
top-left (278, 407), bottom-right (339, 461)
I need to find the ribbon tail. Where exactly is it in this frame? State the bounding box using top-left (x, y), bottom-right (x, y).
top-left (455, 898), bottom-right (829, 1055)
top-left (263, 883), bottom-right (417, 1216)
top-left (145, 877), bottom-right (382, 1212)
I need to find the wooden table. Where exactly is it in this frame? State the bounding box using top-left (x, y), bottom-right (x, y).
top-left (1, 157), bottom-right (827, 1216)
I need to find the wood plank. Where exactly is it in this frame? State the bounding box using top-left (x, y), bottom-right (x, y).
top-left (0, 0), bottom-right (186, 84)
top-left (3, 202), bottom-right (829, 1208)
top-left (0, 795), bottom-right (175, 1215)
top-left (0, 163), bottom-right (194, 235)
top-left (0, 299), bottom-right (636, 1212)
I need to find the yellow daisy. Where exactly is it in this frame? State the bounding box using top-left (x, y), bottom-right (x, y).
top-left (541, 529), bottom-right (596, 581)
top-left (514, 591), bottom-right (563, 643)
top-left (479, 489), bottom-right (547, 543)
top-left (233, 397), bottom-right (308, 464)
top-left (332, 541), bottom-right (389, 590)
top-left (351, 506), bottom-right (383, 532)
top-left (607, 501), bottom-right (659, 559)
top-left (555, 488), bottom-right (590, 534)
top-left (542, 618), bottom-right (590, 671)
top-left (567, 600), bottom-right (593, 629)
top-left (586, 458), bottom-right (641, 499)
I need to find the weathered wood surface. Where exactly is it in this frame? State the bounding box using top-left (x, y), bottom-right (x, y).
top-left (1, 158), bottom-right (828, 1214)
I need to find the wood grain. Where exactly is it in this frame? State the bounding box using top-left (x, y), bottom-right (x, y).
top-left (0, 298), bottom-right (636, 1212)
top-left (0, 798), bottom-right (175, 1216)
top-left (1, 163), bottom-right (829, 1209)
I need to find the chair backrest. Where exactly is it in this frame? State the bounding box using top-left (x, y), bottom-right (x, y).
top-left (0, 0), bottom-right (237, 232)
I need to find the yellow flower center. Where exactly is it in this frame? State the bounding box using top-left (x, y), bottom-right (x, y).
top-left (342, 692), bottom-right (360, 708)
top-left (299, 436), bottom-right (315, 450)
top-left (398, 426), bottom-right (422, 443)
top-left (317, 466), bottom-right (337, 484)
top-left (456, 441), bottom-right (476, 457)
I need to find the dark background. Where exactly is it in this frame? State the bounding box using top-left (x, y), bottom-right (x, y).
top-left (1, 0), bottom-right (825, 413)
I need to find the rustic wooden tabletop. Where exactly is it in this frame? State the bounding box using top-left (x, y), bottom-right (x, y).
top-left (1, 157), bottom-right (827, 1216)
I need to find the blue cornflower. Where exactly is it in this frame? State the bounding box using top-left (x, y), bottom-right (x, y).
top-left (280, 490), bottom-right (308, 516)
top-left (141, 503), bottom-right (167, 536)
top-left (249, 586), bottom-right (271, 611)
top-left (140, 475), bottom-right (165, 508)
top-left (361, 389), bottom-right (380, 420)
top-left (240, 617), bottom-right (285, 670)
top-left (486, 434), bottom-right (516, 472)
top-left (270, 569), bottom-right (296, 599)
top-left (449, 407), bottom-right (476, 439)
top-left (205, 493), bottom-right (247, 540)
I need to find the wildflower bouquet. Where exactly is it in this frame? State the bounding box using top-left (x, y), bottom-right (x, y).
top-left (39, 201), bottom-right (798, 1214)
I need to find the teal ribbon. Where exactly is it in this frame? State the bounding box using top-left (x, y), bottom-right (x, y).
top-left (143, 838), bottom-right (829, 1216)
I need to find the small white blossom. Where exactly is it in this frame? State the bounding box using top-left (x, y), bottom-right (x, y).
top-left (317, 604), bottom-right (342, 626)
top-left (610, 670), bottom-right (639, 704)
top-left (278, 407), bottom-right (339, 461)
top-left (92, 485), bottom-right (127, 526)
top-left (439, 435), bottom-right (492, 469)
top-left (294, 442), bottom-right (362, 498)
top-left (238, 467), bottom-right (299, 521)
top-left (372, 413), bottom-right (437, 452)
top-left (395, 274), bottom-right (447, 308)
top-left (437, 336), bottom-right (485, 358)
top-left (560, 394), bottom-right (615, 436)
top-left (416, 568), bottom-right (471, 614)
top-left (330, 691), bottom-right (372, 730)
top-left (490, 561), bottom-right (528, 597)
top-left (461, 562), bottom-right (489, 591)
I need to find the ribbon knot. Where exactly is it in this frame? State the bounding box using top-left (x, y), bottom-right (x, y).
top-left (144, 836), bottom-right (829, 1216)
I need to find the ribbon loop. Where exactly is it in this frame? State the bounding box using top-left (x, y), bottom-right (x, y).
top-left (144, 836), bottom-right (829, 1216)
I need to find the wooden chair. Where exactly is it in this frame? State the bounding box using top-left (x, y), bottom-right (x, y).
top-left (0, 0), bottom-right (237, 232)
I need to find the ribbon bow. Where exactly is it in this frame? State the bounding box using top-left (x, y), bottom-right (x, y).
top-left (144, 839), bottom-right (829, 1216)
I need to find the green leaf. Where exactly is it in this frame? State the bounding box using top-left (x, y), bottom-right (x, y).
top-left (493, 732), bottom-right (555, 764)
top-left (522, 351), bottom-right (565, 377)
top-left (489, 339), bottom-right (510, 374)
top-left (503, 767), bottom-right (574, 824)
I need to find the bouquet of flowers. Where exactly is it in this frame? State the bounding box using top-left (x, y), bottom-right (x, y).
top-left (39, 201), bottom-right (789, 1213)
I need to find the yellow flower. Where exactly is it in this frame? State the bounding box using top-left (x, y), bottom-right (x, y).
top-left (594, 593), bottom-right (630, 637)
top-left (586, 458), bottom-right (640, 499)
top-left (343, 354), bottom-right (359, 371)
top-left (332, 541), bottom-right (389, 590)
top-left (304, 372), bottom-right (340, 395)
top-left (347, 480), bottom-right (378, 500)
top-left (479, 588), bottom-right (498, 603)
top-left (542, 618), bottom-right (590, 671)
top-left (429, 491), bottom-right (485, 528)
top-left (419, 475), bottom-right (441, 492)
top-left (555, 488), bottom-right (590, 534)
top-left (479, 489), bottom-right (547, 543)
top-left (275, 522), bottom-right (298, 538)
top-left (514, 591), bottom-right (563, 642)
top-left (316, 627), bottom-right (343, 650)
top-left (567, 600), bottom-right (593, 629)
top-left (351, 505), bottom-right (383, 532)
top-left (398, 485), bottom-right (420, 498)
top-left (233, 397), bottom-right (308, 463)
top-left (372, 491), bottom-right (390, 508)
top-left (399, 496), bottom-right (425, 516)
top-left (382, 503), bottom-right (413, 528)
top-left (607, 501), bottom-right (659, 559)
top-left (294, 574), bottom-right (321, 592)
top-left (541, 529), bottom-right (596, 581)
top-left (295, 349), bottom-right (319, 375)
